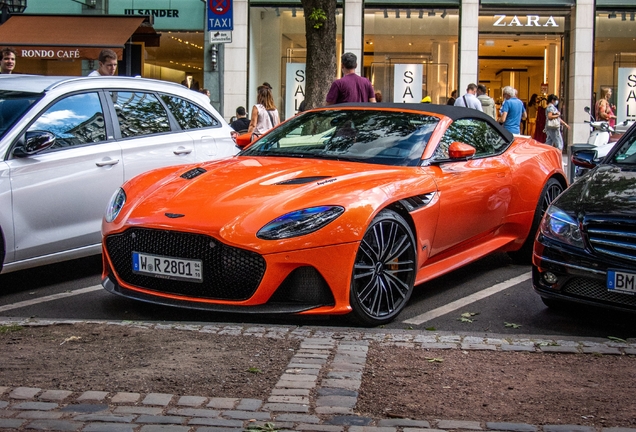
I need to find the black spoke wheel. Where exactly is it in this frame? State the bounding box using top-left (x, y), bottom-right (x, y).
top-left (509, 177), bottom-right (564, 263)
top-left (349, 210), bottom-right (417, 326)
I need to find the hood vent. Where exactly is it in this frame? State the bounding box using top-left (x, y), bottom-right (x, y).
top-left (181, 167), bottom-right (207, 180)
top-left (400, 192), bottom-right (436, 212)
top-left (275, 176), bottom-right (332, 185)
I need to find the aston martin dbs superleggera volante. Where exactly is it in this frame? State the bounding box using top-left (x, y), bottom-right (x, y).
top-left (101, 103), bottom-right (567, 325)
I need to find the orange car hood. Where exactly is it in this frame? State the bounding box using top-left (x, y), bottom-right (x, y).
top-left (121, 156), bottom-right (435, 252)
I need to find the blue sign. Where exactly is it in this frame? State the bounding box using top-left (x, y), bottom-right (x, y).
top-left (208, 0), bottom-right (233, 31)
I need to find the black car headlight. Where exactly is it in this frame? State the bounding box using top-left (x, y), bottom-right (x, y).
top-left (539, 205), bottom-right (583, 248)
top-left (257, 206), bottom-right (345, 240)
top-left (105, 188), bottom-right (126, 223)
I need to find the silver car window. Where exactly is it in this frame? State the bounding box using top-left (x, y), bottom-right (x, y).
top-left (110, 91), bottom-right (171, 138)
top-left (0, 91), bottom-right (42, 140)
top-left (27, 92), bottom-right (106, 149)
top-left (160, 94), bottom-right (219, 130)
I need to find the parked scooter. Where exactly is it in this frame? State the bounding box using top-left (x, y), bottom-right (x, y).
top-left (574, 107), bottom-right (633, 179)
top-left (584, 106), bottom-right (614, 159)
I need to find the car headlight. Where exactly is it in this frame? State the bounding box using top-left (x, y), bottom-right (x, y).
top-left (257, 206), bottom-right (345, 240)
top-left (539, 205), bottom-right (583, 248)
top-left (105, 188), bottom-right (126, 223)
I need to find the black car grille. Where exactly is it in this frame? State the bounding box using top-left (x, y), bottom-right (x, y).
top-left (105, 228), bottom-right (266, 300)
top-left (586, 220), bottom-right (636, 265)
top-left (563, 277), bottom-right (636, 307)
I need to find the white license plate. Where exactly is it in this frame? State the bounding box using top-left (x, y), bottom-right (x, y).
top-left (132, 252), bottom-right (202, 282)
top-left (607, 269), bottom-right (636, 295)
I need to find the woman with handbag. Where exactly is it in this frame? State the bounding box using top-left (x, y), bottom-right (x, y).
top-left (544, 94), bottom-right (569, 154)
top-left (248, 85), bottom-right (280, 139)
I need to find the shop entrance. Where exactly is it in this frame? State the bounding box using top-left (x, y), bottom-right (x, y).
top-left (477, 12), bottom-right (568, 136)
top-left (478, 34), bottom-right (563, 104)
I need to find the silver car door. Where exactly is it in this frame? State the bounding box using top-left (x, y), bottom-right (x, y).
top-left (159, 93), bottom-right (238, 160)
top-left (108, 90), bottom-right (197, 180)
top-left (9, 91), bottom-right (123, 262)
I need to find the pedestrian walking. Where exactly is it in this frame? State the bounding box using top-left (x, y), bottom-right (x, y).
top-left (247, 85), bottom-right (280, 138)
top-left (230, 106), bottom-right (250, 132)
top-left (88, 49), bottom-right (118, 76)
top-left (544, 93), bottom-right (569, 155)
top-left (446, 90), bottom-right (457, 105)
top-left (0, 46), bottom-right (16, 74)
top-left (499, 86), bottom-right (526, 134)
top-left (476, 84), bottom-right (496, 119)
top-left (454, 83), bottom-right (482, 111)
top-left (326, 52), bottom-right (376, 105)
top-left (595, 86), bottom-right (617, 129)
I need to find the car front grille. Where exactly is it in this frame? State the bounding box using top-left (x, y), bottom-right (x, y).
top-left (586, 219), bottom-right (636, 264)
top-left (562, 277), bottom-right (636, 307)
top-left (105, 228), bottom-right (266, 300)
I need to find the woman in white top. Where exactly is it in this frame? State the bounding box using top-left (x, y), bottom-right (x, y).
top-left (247, 85), bottom-right (280, 137)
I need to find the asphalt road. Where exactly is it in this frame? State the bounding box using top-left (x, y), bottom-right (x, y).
top-left (0, 252), bottom-right (634, 340)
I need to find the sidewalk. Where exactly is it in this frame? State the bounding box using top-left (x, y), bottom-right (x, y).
top-left (1, 318), bottom-right (635, 432)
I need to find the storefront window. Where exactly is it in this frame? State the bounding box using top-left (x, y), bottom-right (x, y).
top-left (594, 10), bottom-right (636, 124)
top-left (249, 6), bottom-right (343, 120)
top-left (364, 7), bottom-right (459, 104)
top-left (143, 31), bottom-right (205, 86)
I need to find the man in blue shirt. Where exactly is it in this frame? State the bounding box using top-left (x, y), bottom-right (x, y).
top-left (499, 86), bottom-right (526, 134)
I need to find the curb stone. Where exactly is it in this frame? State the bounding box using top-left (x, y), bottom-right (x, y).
top-left (0, 319), bottom-right (635, 432)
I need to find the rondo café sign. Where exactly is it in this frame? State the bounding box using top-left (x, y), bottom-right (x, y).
top-left (18, 47), bottom-right (122, 60)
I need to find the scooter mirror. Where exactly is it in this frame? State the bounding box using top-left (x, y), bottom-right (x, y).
top-left (584, 106), bottom-right (591, 114)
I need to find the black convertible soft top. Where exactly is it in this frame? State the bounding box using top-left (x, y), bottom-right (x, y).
top-left (325, 102), bottom-right (514, 143)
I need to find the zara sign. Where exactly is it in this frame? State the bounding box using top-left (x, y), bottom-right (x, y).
top-left (493, 15), bottom-right (559, 27)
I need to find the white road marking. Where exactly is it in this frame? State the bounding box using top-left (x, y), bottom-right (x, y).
top-left (0, 285), bottom-right (102, 313)
top-left (403, 272), bottom-right (532, 325)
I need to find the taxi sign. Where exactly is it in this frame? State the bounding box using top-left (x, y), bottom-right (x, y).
top-left (208, 0), bottom-right (233, 31)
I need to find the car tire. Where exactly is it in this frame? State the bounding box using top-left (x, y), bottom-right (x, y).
top-left (508, 177), bottom-right (563, 264)
top-left (349, 209), bottom-right (417, 326)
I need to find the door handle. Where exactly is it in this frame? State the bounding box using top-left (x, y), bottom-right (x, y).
top-left (174, 147), bottom-right (193, 155)
top-left (96, 159), bottom-right (120, 167)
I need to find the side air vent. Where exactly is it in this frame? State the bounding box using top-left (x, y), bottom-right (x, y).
top-left (275, 176), bottom-right (332, 185)
top-left (180, 167), bottom-right (207, 180)
top-left (399, 192), bottom-right (436, 212)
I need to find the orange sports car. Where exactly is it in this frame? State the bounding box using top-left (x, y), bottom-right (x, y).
top-left (101, 103), bottom-right (567, 325)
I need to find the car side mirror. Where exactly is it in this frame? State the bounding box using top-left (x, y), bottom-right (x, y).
top-left (572, 149), bottom-right (598, 169)
top-left (448, 141), bottom-right (476, 159)
top-left (235, 132), bottom-right (253, 148)
top-left (13, 131), bottom-right (56, 158)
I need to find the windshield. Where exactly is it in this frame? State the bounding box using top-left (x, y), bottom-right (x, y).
top-left (0, 91), bottom-right (43, 139)
top-left (240, 109), bottom-right (439, 166)
top-left (610, 128), bottom-right (636, 165)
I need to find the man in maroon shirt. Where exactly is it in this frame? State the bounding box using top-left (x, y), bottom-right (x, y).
top-left (326, 52), bottom-right (377, 105)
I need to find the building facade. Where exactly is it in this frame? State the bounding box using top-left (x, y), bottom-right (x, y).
top-left (3, 0), bottom-right (635, 148)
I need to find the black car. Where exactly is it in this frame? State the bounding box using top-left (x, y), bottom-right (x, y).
top-left (533, 122), bottom-right (636, 311)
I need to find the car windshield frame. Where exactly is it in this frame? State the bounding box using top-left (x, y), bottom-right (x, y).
top-left (0, 91), bottom-right (44, 140)
top-left (240, 109), bottom-right (439, 167)
top-left (609, 126), bottom-right (636, 166)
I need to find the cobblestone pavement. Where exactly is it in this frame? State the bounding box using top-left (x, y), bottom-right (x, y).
top-left (1, 318), bottom-right (635, 432)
